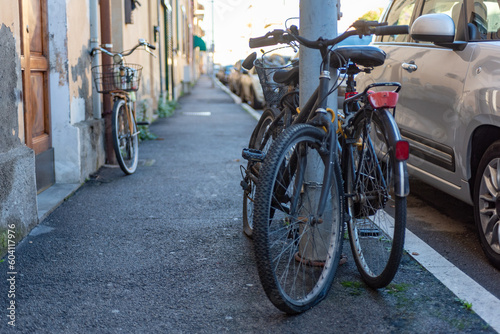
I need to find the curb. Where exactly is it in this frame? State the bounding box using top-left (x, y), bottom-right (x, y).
top-left (214, 79), bottom-right (261, 121)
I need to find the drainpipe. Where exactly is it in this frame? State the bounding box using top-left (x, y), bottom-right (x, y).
top-left (157, 0), bottom-right (164, 94)
top-left (90, 0), bottom-right (100, 119)
top-left (99, 0), bottom-right (116, 164)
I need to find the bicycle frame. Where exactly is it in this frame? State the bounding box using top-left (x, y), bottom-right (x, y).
top-left (110, 90), bottom-right (137, 137)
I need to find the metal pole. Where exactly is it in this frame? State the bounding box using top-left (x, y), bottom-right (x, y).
top-left (299, 0), bottom-right (338, 261)
top-left (211, 0), bottom-right (215, 88)
top-left (299, 0), bottom-right (337, 109)
top-left (89, 0), bottom-right (100, 120)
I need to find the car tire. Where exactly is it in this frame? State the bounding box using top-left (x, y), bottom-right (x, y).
top-left (473, 140), bottom-right (500, 269)
top-left (248, 88), bottom-right (263, 110)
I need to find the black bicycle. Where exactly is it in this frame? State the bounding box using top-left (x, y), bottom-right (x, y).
top-left (249, 21), bottom-right (410, 314)
top-left (241, 52), bottom-right (300, 238)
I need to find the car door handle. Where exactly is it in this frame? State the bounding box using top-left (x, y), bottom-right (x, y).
top-left (402, 61), bottom-right (418, 73)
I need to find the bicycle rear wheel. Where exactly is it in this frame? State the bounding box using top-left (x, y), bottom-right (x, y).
top-left (254, 124), bottom-right (344, 314)
top-left (112, 99), bottom-right (139, 175)
top-left (346, 109), bottom-right (406, 288)
top-left (243, 108), bottom-right (280, 238)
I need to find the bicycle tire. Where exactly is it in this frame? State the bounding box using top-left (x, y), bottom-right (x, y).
top-left (243, 110), bottom-right (276, 237)
top-left (112, 99), bottom-right (139, 175)
top-left (254, 124), bottom-right (344, 314)
top-left (346, 108), bottom-right (406, 288)
top-left (243, 108), bottom-right (281, 238)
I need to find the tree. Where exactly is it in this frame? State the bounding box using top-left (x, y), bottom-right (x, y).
top-left (358, 8), bottom-right (384, 22)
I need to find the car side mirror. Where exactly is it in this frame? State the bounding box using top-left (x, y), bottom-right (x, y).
top-left (411, 14), bottom-right (455, 43)
top-left (411, 14), bottom-right (466, 51)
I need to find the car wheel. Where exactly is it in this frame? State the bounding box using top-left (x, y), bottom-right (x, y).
top-left (473, 140), bottom-right (500, 269)
top-left (239, 85), bottom-right (246, 103)
top-left (248, 88), bottom-right (263, 109)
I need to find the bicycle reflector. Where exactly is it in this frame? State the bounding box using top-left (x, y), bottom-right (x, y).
top-left (368, 91), bottom-right (399, 109)
top-left (395, 140), bottom-right (410, 161)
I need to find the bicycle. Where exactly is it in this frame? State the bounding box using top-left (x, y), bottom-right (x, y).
top-left (249, 21), bottom-right (410, 314)
top-left (90, 39), bottom-right (156, 175)
top-left (240, 51), bottom-right (300, 238)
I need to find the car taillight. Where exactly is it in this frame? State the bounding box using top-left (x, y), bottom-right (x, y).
top-left (395, 140), bottom-right (409, 161)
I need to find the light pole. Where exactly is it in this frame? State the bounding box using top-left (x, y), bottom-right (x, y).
top-left (299, 0), bottom-right (338, 261)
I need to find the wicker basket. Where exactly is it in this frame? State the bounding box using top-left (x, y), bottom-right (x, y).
top-left (92, 63), bottom-right (142, 93)
top-left (254, 59), bottom-right (290, 107)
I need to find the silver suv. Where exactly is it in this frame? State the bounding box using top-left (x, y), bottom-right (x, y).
top-left (356, 0), bottom-right (500, 268)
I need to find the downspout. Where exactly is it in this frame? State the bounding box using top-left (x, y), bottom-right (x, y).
top-left (90, 0), bottom-right (100, 119)
top-left (157, 0), bottom-right (164, 94)
top-left (99, 0), bottom-right (116, 164)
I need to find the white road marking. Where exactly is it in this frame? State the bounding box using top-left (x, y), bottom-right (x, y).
top-left (405, 228), bottom-right (500, 332)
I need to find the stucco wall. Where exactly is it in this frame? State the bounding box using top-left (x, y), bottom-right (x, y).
top-left (49, 0), bottom-right (105, 184)
top-left (0, 22), bottom-right (38, 256)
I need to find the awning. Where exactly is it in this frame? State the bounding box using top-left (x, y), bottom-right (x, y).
top-left (193, 35), bottom-right (207, 51)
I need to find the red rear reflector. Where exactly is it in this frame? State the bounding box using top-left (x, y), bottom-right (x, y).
top-left (368, 91), bottom-right (399, 109)
top-left (395, 140), bottom-right (409, 161)
top-left (345, 91), bottom-right (357, 99)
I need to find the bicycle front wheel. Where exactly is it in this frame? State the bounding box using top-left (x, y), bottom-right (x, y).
top-left (346, 109), bottom-right (406, 288)
top-left (243, 108), bottom-right (280, 238)
top-left (112, 99), bottom-right (139, 174)
top-left (254, 124), bottom-right (344, 314)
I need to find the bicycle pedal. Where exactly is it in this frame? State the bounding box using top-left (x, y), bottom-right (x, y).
top-left (242, 148), bottom-right (265, 162)
top-left (136, 121), bottom-right (149, 126)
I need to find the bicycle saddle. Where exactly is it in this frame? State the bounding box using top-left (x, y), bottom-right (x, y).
top-left (331, 46), bottom-right (386, 68)
top-left (273, 66), bottom-right (299, 85)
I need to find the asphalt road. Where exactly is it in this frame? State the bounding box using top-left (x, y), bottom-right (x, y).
top-left (406, 178), bottom-right (500, 299)
top-left (0, 76), bottom-right (497, 333)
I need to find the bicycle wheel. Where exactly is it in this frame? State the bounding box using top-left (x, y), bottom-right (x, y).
top-left (112, 99), bottom-right (139, 174)
top-left (243, 108), bottom-right (280, 238)
top-left (346, 109), bottom-right (406, 288)
top-left (253, 124), bottom-right (344, 314)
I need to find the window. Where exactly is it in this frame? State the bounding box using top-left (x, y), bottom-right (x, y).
top-left (420, 0), bottom-right (462, 40)
top-left (381, 0), bottom-right (416, 42)
top-left (467, 0), bottom-right (500, 40)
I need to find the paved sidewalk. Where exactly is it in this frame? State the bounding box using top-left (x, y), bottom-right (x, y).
top-left (0, 75), bottom-right (495, 333)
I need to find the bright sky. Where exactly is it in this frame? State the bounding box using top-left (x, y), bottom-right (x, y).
top-left (199, 0), bottom-right (390, 65)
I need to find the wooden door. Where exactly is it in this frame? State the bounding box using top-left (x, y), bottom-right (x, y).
top-left (19, 0), bottom-right (55, 192)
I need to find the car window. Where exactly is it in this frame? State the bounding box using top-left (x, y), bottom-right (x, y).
top-left (467, 0), bottom-right (500, 40)
top-left (420, 0), bottom-right (463, 40)
top-left (381, 0), bottom-right (416, 42)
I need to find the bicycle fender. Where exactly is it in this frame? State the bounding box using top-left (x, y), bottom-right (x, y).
top-left (376, 109), bottom-right (410, 197)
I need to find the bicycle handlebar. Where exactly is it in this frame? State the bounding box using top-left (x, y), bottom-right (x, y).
top-left (249, 29), bottom-right (295, 49)
top-left (90, 39), bottom-right (156, 57)
top-left (248, 20), bottom-right (409, 50)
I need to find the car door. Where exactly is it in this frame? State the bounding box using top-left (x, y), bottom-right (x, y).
top-left (363, 0), bottom-right (475, 189)
top-left (398, 0), bottom-right (476, 188)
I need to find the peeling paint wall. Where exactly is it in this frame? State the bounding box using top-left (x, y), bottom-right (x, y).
top-left (110, 0), bottom-right (162, 121)
top-left (49, 0), bottom-right (105, 184)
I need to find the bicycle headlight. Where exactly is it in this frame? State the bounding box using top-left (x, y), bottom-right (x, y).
top-left (113, 54), bottom-right (123, 64)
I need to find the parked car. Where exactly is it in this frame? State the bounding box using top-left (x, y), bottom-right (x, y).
top-left (239, 66), bottom-right (265, 109)
top-left (228, 60), bottom-right (244, 96)
top-left (240, 54), bottom-right (289, 109)
top-left (216, 64), bottom-right (233, 85)
top-left (356, 0), bottom-right (500, 268)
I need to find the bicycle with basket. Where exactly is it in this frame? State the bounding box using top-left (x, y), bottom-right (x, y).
top-left (240, 48), bottom-right (301, 237)
top-left (246, 20), bottom-right (410, 314)
top-left (90, 39), bottom-right (156, 175)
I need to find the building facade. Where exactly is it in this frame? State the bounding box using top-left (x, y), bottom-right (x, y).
top-left (0, 0), bottom-right (205, 256)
